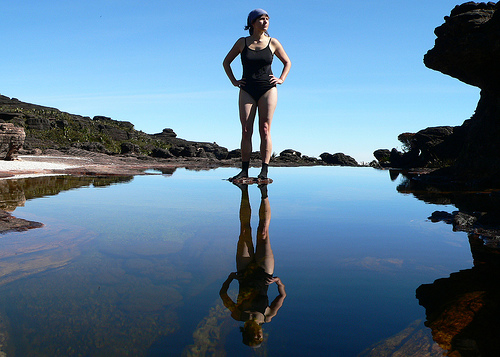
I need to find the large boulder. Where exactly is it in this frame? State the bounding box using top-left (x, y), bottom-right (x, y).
top-left (320, 152), bottom-right (358, 166)
top-left (0, 123), bottom-right (26, 160)
top-left (424, 2), bottom-right (500, 92)
top-left (377, 2), bottom-right (500, 182)
top-left (423, 2), bottom-right (500, 182)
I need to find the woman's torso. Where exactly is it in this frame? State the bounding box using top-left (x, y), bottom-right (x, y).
top-left (241, 37), bottom-right (274, 81)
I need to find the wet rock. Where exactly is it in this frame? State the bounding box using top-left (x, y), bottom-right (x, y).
top-left (0, 209), bottom-right (43, 233)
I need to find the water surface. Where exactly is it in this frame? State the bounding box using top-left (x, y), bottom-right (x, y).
top-left (0, 167), bottom-right (475, 356)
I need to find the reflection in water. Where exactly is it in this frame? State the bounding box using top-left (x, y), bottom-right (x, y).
top-left (395, 171), bottom-right (500, 356)
top-left (0, 175), bottom-right (133, 212)
top-left (219, 183), bottom-right (286, 348)
top-left (0, 176), bottom-right (135, 285)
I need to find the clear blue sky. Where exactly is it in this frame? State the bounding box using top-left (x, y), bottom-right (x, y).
top-left (1, 0), bottom-right (479, 162)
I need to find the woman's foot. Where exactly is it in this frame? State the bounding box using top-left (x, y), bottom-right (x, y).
top-left (257, 163), bottom-right (269, 180)
top-left (258, 184), bottom-right (268, 199)
top-left (229, 170), bottom-right (248, 182)
top-left (229, 161), bottom-right (250, 182)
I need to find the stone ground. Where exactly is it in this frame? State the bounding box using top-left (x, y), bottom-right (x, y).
top-left (0, 150), bottom-right (239, 180)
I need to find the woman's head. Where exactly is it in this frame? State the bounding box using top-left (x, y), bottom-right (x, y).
top-left (240, 320), bottom-right (264, 347)
top-left (244, 8), bottom-right (269, 36)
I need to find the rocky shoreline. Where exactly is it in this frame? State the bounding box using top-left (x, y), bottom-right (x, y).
top-left (0, 94), bottom-right (369, 178)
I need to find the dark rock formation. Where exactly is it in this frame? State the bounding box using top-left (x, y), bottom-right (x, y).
top-left (398, 168), bottom-right (500, 356)
top-left (424, 1), bottom-right (500, 183)
top-left (0, 123), bottom-right (26, 160)
top-left (0, 94), bottom-right (364, 167)
top-left (375, 2), bottom-right (500, 185)
top-left (320, 152), bottom-right (359, 166)
top-left (0, 209), bottom-right (43, 233)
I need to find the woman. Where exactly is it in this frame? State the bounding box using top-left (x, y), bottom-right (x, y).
top-left (223, 8), bottom-right (291, 181)
top-left (219, 184), bottom-right (286, 347)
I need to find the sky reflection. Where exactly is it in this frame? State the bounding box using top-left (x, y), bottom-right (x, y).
top-left (0, 167), bottom-right (477, 356)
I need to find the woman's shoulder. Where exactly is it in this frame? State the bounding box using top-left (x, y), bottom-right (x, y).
top-left (269, 37), bottom-right (283, 52)
top-left (233, 37), bottom-right (247, 50)
top-left (269, 37), bottom-right (282, 46)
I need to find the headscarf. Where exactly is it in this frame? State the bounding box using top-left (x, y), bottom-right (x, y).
top-left (247, 8), bottom-right (268, 27)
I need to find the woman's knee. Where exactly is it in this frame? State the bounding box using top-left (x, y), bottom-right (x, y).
top-left (259, 121), bottom-right (271, 137)
top-left (241, 126), bottom-right (253, 140)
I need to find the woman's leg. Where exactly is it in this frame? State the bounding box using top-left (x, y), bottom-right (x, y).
top-left (255, 195), bottom-right (274, 275)
top-left (257, 88), bottom-right (278, 177)
top-left (239, 90), bottom-right (257, 163)
top-left (236, 185), bottom-right (254, 272)
top-left (231, 90), bottom-right (257, 180)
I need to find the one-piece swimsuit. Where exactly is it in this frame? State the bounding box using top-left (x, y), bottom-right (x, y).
top-left (237, 264), bottom-right (272, 318)
top-left (240, 37), bottom-right (276, 102)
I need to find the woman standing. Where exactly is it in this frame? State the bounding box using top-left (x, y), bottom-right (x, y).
top-left (223, 8), bottom-right (291, 181)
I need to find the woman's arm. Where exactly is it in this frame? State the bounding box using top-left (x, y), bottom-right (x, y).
top-left (219, 272), bottom-right (238, 311)
top-left (223, 38), bottom-right (245, 87)
top-left (265, 277), bottom-right (286, 321)
top-left (270, 39), bottom-right (291, 85)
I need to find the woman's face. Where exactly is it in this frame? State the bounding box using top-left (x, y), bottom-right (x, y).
top-left (252, 15), bottom-right (269, 33)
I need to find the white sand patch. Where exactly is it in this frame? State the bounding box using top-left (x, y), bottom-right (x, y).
top-left (0, 156), bottom-right (88, 180)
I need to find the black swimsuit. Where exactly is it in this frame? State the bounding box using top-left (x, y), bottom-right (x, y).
top-left (241, 37), bottom-right (276, 102)
top-left (237, 264), bottom-right (272, 319)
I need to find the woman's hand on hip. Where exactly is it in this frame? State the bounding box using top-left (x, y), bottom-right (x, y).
top-left (233, 78), bottom-right (246, 88)
top-left (269, 75), bottom-right (283, 85)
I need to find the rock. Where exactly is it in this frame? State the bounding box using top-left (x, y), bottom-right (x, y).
top-left (320, 152), bottom-right (358, 166)
top-left (25, 117), bottom-right (51, 130)
top-left (377, 2), bottom-right (500, 184)
top-left (153, 128), bottom-right (177, 138)
top-left (227, 149), bottom-right (241, 160)
top-left (280, 149), bottom-right (302, 157)
top-left (373, 149), bottom-right (391, 163)
top-left (424, 2), bottom-right (500, 92)
top-left (0, 123), bottom-right (26, 160)
top-left (120, 142), bottom-right (140, 155)
top-left (150, 147), bottom-right (173, 158)
top-left (0, 209), bottom-right (43, 233)
top-left (421, 2), bottom-right (500, 183)
top-left (71, 142), bottom-right (111, 155)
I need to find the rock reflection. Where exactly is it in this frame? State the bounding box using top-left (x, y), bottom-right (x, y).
top-left (0, 175), bottom-right (133, 211)
top-left (394, 171), bottom-right (500, 356)
top-left (0, 175), bottom-right (133, 233)
top-left (219, 183), bottom-right (286, 347)
top-left (416, 236), bottom-right (500, 356)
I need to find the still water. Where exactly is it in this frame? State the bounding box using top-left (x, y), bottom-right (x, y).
top-left (0, 166), bottom-right (477, 356)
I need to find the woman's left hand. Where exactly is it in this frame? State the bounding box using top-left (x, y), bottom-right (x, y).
top-left (266, 276), bottom-right (281, 285)
top-left (269, 75), bottom-right (283, 85)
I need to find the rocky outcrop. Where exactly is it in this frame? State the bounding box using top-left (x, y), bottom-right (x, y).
top-left (320, 152), bottom-right (359, 166)
top-left (424, 2), bottom-right (500, 182)
top-left (0, 122), bottom-right (25, 160)
top-left (375, 2), bottom-right (500, 185)
top-left (0, 94), bottom-right (365, 167)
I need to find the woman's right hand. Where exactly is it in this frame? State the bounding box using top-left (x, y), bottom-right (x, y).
top-left (233, 78), bottom-right (246, 88)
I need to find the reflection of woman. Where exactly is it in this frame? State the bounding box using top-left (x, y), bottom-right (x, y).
top-left (223, 8), bottom-right (291, 181)
top-left (219, 184), bottom-right (286, 347)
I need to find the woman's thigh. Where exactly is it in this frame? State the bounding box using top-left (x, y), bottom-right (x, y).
top-left (257, 87), bottom-right (278, 126)
top-left (239, 90), bottom-right (257, 129)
